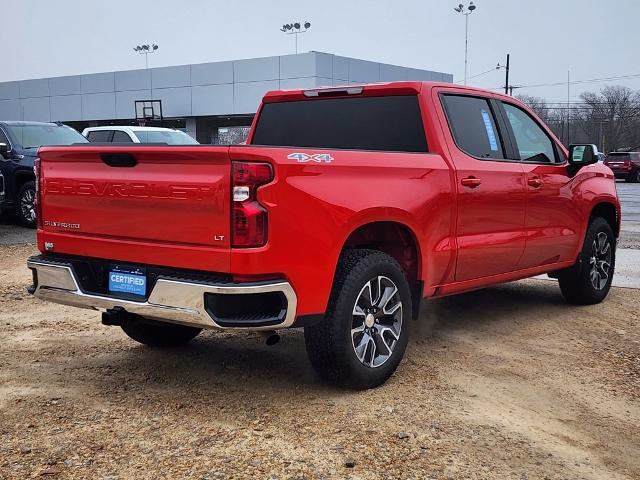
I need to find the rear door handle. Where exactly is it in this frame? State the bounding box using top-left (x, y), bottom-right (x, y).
top-left (528, 177), bottom-right (543, 188)
top-left (461, 176), bottom-right (482, 188)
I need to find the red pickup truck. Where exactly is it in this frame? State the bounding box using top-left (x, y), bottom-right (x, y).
top-left (28, 82), bottom-right (620, 389)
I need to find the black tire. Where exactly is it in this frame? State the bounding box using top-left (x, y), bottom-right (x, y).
top-left (628, 170), bottom-right (640, 183)
top-left (17, 181), bottom-right (37, 228)
top-left (304, 249), bottom-right (412, 390)
top-left (558, 217), bottom-right (615, 305)
top-left (121, 317), bottom-right (201, 347)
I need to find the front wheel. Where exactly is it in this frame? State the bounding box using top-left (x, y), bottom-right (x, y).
top-left (121, 318), bottom-right (202, 347)
top-left (304, 249), bottom-right (411, 390)
top-left (17, 181), bottom-right (37, 228)
top-left (558, 217), bottom-right (615, 305)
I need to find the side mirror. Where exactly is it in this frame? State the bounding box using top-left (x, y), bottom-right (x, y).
top-left (0, 143), bottom-right (9, 158)
top-left (568, 144), bottom-right (599, 167)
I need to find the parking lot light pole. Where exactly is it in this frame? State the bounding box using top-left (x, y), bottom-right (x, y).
top-left (133, 44), bottom-right (159, 69)
top-left (454, 2), bottom-right (477, 85)
top-left (280, 22), bottom-right (311, 54)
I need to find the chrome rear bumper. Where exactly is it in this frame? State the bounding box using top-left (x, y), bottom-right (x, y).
top-left (27, 258), bottom-right (297, 331)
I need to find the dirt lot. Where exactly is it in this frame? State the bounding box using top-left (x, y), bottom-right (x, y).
top-left (0, 243), bottom-right (638, 480)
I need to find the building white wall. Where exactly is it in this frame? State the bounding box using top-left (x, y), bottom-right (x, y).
top-left (0, 52), bottom-right (453, 121)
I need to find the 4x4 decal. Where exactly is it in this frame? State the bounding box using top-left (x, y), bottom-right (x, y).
top-left (287, 153), bottom-right (334, 163)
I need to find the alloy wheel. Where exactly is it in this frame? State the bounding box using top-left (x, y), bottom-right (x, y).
top-left (20, 188), bottom-right (36, 224)
top-left (589, 232), bottom-right (612, 291)
top-left (351, 276), bottom-right (403, 368)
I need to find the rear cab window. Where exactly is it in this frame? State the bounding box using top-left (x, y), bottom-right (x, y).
top-left (440, 95), bottom-right (504, 160)
top-left (251, 95), bottom-right (428, 152)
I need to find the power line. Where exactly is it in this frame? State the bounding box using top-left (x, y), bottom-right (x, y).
top-left (529, 106), bottom-right (640, 110)
top-left (455, 66), bottom-right (499, 83)
top-left (495, 73), bottom-right (640, 90)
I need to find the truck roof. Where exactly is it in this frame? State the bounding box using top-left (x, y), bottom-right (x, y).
top-left (83, 126), bottom-right (180, 132)
top-left (261, 81), bottom-right (513, 103)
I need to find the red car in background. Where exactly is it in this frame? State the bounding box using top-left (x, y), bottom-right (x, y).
top-left (604, 151), bottom-right (640, 182)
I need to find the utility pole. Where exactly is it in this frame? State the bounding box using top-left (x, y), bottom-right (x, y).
top-left (566, 70), bottom-right (571, 145)
top-left (504, 53), bottom-right (510, 95)
top-left (599, 121), bottom-right (604, 152)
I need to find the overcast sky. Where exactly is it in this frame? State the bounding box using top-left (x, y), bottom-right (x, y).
top-left (2, 0), bottom-right (638, 101)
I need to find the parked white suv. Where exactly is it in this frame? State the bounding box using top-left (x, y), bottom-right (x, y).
top-left (82, 126), bottom-right (198, 144)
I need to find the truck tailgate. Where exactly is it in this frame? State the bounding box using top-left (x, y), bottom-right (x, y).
top-left (38, 145), bottom-right (232, 270)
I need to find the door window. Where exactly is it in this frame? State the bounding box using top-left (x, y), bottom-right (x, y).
top-left (441, 95), bottom-right (504, 160)
top-left (112, 130), bottom-right (133, 142)
top-left (503, 103), bottom-right (557, 163)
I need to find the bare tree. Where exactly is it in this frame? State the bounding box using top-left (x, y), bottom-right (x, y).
top-left (516, 94), bottom-right (552, 122)
top-left (516, 94), bottom-right (565, 141)
top-left (576, 86), bottom-right (640, 152)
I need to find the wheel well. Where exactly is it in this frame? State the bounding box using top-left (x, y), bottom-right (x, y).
top-left (590, 203), bottom-right (619, 237)
top-left (343, 221), bottom-right (422, 317)
top-left (14, 172), bottom-right (35, 192)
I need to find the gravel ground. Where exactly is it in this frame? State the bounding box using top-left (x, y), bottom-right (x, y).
top-left (0, 244), bottom-right (638, 480)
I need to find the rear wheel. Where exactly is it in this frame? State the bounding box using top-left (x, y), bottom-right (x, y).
top-left (558, 217), bottom-right (615, 305)
top-left (17, 181), bottom-right (36, 228)
top-left (304, 249), bottom-right (411, 390)
top-left (121, 317), bottom-right (201, 347)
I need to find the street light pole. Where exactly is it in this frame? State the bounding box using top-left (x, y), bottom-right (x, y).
top-left (280, 22), bottom-right (311, 54)
top-left (133, 44), bottom-right (159, 69)
top-left (454, 2), bottom-right (477, 85)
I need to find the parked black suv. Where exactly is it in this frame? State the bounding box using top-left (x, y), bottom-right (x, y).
top-left (0, 121), bottom-right (88, 227)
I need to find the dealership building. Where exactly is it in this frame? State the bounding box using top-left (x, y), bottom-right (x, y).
top-left (0, 52), bottom-right (452, 144)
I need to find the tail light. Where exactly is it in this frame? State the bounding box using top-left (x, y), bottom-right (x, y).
top-left (232, 161), bottom-right (273, 247)
top-left (33, 158), bottom-right (42, 229)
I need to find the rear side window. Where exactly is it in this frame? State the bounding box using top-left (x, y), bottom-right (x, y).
top-left (251, 95), bottom-right (427, 153)
top-left (441, 95), bottom-right (504, 160)
top-left (134, 130), bottom-right (198, 145)
top-left (87, 130), bottom-right (113, 142)
top-left (112, 130), bottom-right (133, 142)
